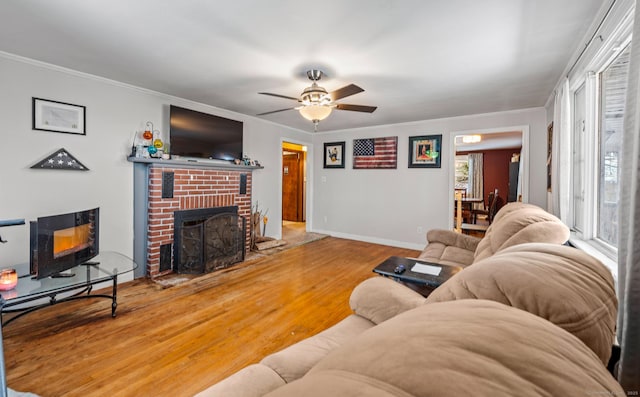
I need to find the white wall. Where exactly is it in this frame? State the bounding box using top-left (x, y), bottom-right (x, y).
top-left (0, 53), bottom-right (310, 277)
top-left (311, 108), bottom-right (548, 250)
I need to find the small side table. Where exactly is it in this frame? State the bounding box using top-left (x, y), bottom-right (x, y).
top-left (373, 256), bottom-right (463, 296)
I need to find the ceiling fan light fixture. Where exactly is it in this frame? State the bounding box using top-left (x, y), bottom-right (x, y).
top-left (299, 104), bottom-right (333, 122)
top-left (301, 83), bottom-right (329, 104)
top-left (258, 69), bottom-right (375, 130)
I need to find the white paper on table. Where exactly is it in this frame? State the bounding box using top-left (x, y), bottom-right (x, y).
top-left (411, 263), bottom-right (442, 276)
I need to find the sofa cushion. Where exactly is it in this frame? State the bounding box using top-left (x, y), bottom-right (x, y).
top-left (417, 229), bottom-right (480, 267)
top-left (473, 202), bottom-right (570, 262)
top-left (426, 243), bottom-right (617, 364)
top-left (265, 300), bottom-right (623, 397)
top-left (349, 277), bottom-right (426, 324)
top-left (194, 363), bottom-right (285, 397)
top-left (260, 314), bottom-right (375, 383)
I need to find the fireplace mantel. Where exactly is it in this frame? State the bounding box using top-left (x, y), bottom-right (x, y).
top-left (127, 156), bottom-right (263, 171)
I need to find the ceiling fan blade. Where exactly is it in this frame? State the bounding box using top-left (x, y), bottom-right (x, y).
top-left (258, 92), bottom-right (299, 101)
top-left (256, 108), bottom-right (295, 116)
top-left (328, 84), bottom-right (364, 101)
top-left (335, 103), bottom-right (377, 113)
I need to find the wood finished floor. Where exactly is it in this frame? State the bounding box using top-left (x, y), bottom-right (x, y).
top-left (3, 237), bottom-right (420, 397)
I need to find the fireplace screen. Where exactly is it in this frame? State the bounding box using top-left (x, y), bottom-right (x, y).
top-left (174, 207), bottom-right (246, 274)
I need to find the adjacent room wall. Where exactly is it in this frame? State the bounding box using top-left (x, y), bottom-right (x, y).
top-left (0, 53), bottom-right (310, 276)
top-left (311, 108), bottom-right (547, 250)
top-left (457, 148), bottom-right (522, 206)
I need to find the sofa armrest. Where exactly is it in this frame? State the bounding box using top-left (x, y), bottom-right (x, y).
top-left (194, 364), bottom-right (286, 397)
top-left (417, 230), bottom-right (481, 267)
top-left (426, 229), bottom-right (481, 251)
top-left (349, 277), bottom-right (426, 324)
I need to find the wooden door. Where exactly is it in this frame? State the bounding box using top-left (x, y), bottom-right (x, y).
top-left (282, 152), bottom-right (302, 221)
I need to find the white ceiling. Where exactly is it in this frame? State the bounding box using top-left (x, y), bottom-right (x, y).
top-left (0, 0), bottom-right (605, 133)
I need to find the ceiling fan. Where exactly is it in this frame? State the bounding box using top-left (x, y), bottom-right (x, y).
top-left (257, 70), bottom-right (377, 131)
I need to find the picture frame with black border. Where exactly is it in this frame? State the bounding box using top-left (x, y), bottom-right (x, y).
top-left (32, 97), bottom-right (86, 135)
top-left (408, 134), bottom-right (442, 168)
top-left (324, 141), bottom-right (345, 168)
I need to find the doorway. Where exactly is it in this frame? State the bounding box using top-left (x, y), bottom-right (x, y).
top-left (282, 142), bottom-right (307, 240)
top-left (450, 127), bottom-right (527, 229)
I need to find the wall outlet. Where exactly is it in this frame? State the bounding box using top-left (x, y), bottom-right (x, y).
top-left (321, 176), bottom-right (327, 183)
top-left (323, 216), bottom-right (328, 223)
top-left (417, 226), bottom-right (423, 234)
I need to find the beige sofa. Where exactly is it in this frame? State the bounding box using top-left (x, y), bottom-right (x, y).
top-left (196, 206), bottom-right (621, 396)
top-left (417, 202), bottom-right (570, 267)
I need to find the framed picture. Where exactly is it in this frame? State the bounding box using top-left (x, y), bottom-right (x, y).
top-left (408, 134), bottom-right (441, 168)
top-left (32, 97), bottom-right (86, 135)
top-left (324, 141), bottom-right (345, 168)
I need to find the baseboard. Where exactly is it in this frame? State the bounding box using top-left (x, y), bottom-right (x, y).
top-left (311, 229), bottom-right (424, 251)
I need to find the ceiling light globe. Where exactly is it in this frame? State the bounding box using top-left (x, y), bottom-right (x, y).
top-left (299, 104), bottom-right (332, 121)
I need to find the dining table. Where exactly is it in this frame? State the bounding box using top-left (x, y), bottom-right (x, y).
top-left (454, 196), bottom-right (485, 224)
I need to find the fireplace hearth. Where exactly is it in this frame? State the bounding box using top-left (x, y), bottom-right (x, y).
top-left (174, 206), bottom-right (246, 274)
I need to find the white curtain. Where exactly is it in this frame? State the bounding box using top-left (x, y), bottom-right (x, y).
top-left (617, 2), bottom-right (640, 391)
top-left (551, 78), bottom-right (572, 223)
top-left (468, 153), bottom-right (484, 207)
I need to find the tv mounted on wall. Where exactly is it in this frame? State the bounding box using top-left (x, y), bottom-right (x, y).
top-left (30, 208), bottom-right (100, 279)
top-left (169, 105), bottom-right (243, 162)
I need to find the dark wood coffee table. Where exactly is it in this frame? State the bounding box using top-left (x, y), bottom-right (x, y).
top-left (373, 256), bottom-right (463, 296)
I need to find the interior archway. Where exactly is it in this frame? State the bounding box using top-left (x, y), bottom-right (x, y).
top-left (449, 126), bottom-right (528, 229)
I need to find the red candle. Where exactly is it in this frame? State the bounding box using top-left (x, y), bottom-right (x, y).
top-left (0, 269), bottom-right (18, 291)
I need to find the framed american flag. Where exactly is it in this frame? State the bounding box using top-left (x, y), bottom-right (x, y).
top-left (352, 136), bottom-right (397, 169)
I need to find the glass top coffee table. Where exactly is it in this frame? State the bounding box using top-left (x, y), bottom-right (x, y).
top-left (373, 256), bottom-right (463, 296)
top-left (0, 251), bottom-right (137, 326)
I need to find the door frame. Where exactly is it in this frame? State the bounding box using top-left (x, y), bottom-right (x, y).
top-left (282, 149), bottom-right (305, 222)
top-left (448, 125), bottom-right (529, 227)
top-left (279, 138), bottom-right (314, 235)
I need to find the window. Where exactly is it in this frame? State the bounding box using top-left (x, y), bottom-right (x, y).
top-left (560, 0), bottom-right (633, 268)
top-left (572, 83), bottom-right (586, 234)
top-left (597, 43), bottom-right (630, 248)
top-left (455, 155), bottom-right (469, 191)
top-left (569, 43), bottom-right (631, 254)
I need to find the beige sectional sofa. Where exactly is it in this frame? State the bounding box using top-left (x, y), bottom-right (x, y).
top-left (417, 202), bottom-right (571, 267)
top-left (196, 204), bottom-right (622, 396)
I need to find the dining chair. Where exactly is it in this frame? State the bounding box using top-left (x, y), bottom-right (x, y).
top-left (472, 190), bottom-right (496, 224)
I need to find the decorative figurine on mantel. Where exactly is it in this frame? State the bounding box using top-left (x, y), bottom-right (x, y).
top-left (238, 154), bottom-right (260, 167)
top-left (132, 121), bottom-right (168, 159)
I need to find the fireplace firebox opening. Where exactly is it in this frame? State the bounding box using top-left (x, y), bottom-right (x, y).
top-left (173, 206), bottom-right (246, 274)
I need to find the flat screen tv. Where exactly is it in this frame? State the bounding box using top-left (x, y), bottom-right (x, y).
top-left (169, 105), bottom-right (243, 161)
top-left (30, 208), bottom-right (99, 279)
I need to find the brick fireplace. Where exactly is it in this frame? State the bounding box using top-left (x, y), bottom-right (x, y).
top-left (143, 165), bottom-right (253, 278)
